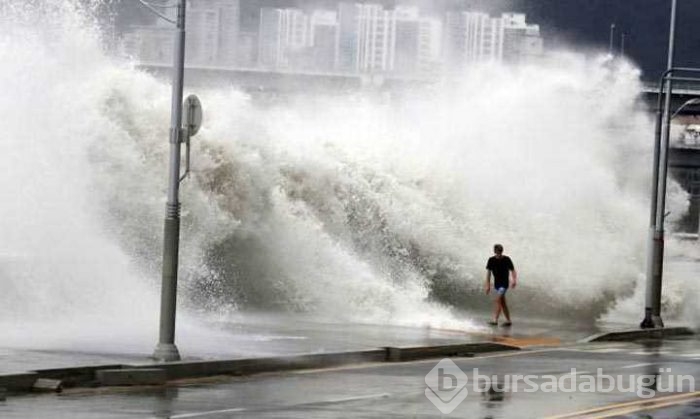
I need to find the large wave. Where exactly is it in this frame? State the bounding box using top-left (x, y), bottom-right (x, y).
top-left (0, 1), bottom-right (696, 353)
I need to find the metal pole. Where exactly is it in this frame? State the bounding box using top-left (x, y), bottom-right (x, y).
top-left (642, 0), bottom-right (677, 329)
top-left (154, 0), bottom-right (186, 361)
top-left (621, 33), bottom-right (626, 56)
top-left (609, 23), bottom-right (616, 56)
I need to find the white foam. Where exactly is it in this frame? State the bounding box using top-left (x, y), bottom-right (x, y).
top-left (0, 1), bottom-right (697, 355)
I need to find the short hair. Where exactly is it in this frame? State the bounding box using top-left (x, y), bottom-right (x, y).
top-left (494, 244), bottom-right (504, 253)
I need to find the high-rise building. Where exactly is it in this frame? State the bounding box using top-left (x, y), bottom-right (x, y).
top-left (258, 8), bottom-right (283, 68)
top-left (217, 1), bottom-right (241, 66)
top-left (445, 11), bottom-right (542, 68)
top-left (501, 13), bottom-right (543, 63)
top-left (238, 0), bottom-right (262, 65)
top-left (444, 12), bottom-right (464, 68)
top-left (186, 6), bottom-right (221, 64)
top-left (335, 3), bottom-right (394, 73)
top-left (122, 2), bottom-right (543, 77)
top-left (121, 26), bottom-right (173, 63)
top-left (392, 6), bottom-right (421, 75)
top-left (258, 8), bottom-right (310, 69)
top-left (236, 31), bottom-right (258, 67)
top-left (186, 0), bottom-right (240, 66)
top-left (336, 3), bottom-right (445, 76)
top-left (389, 6), bottom-right (441, 77)
top-left (357, 4), bottom-right (393, 73)
top-left (336, 3), bottom-right (360, 72)
top-left (417, 18), bottom-right (442, 76)
top-left (464, 12), bottom-right (503, 63)
top-left (310, 11), bottom-right (338, 72)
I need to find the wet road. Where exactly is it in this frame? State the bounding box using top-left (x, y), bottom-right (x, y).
top-left (1, 337), bottom-right (698, 418)
top-left (0, 313), bottom-right (600, 374)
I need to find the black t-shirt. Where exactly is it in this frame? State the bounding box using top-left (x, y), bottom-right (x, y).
top-left (486, 256), bottom-right (514, 289)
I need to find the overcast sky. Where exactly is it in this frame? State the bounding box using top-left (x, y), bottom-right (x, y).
top-left (114, 0), bottom-right (699, 81)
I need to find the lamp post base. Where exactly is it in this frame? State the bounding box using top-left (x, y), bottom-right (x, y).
top-left (640, 309), bottom-right (665, 329)
top-left (153, 343), bottom-right (181, 362)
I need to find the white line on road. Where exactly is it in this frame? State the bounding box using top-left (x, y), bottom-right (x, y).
top-left (621, 363), bottom-right (657, 369)
top-left (304, 393), bottom-right (391, 406)
top-left (292, 348), bottom-right (560, 375)
top-left (170, 408), bottom-right (246, 419)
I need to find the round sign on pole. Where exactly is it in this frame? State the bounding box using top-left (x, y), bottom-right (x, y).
top-left (182, 95), bottom-right (203, 136)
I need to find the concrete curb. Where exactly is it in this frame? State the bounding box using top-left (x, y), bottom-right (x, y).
top-left (0, 341), bottom-right (519, 393)
top-left (130, 349), bottom-right (389, 381)
top-left (385, 342), bottom-right (516, 362)
top-left (33, 364), bottom-right (124, 388)
top-left (96, 369), bottom-right (167, 386)
top-left (0, 373), bottom-right (39, 392)
top-left (583, 326), bottom-right (695, 343)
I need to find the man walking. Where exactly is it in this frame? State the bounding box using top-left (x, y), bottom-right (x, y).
top-left (485, 244), bottom-right (517, 326)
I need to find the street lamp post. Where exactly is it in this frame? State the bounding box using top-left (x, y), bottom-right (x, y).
top-left (153, 0), bottom-right (187, 361)
top-left (621, 33), bottom-right (626, 57)
top-left (609, 23), bottom-right (616, 56)
top-left (641, 0), bottom-right (678, 329)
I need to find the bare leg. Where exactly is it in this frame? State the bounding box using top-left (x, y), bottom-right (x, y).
top-left (502, 296), bottom-right (511, 323)
top-left (492, 298), bottom-right (502, 323)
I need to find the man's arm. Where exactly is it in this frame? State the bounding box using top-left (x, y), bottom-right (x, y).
top-left (510, 268), bottom-right (518, 289)
top-left (484, 270), bottom-right (491, 294)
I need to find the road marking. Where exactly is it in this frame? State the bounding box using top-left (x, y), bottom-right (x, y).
top-left (291, 348), bottom-right (559, 375)
top-left (544, 391), bottom-right (700, 419)
top-left (491, 336), bottom-right (562, 347)
top-left (621, 362), bottom-right (657, 369)
top-left (426, 328), bottom-right (565, 348)
top-left (592, 395), bottom-right (699, 418)
top-left (302, 393), bottom-right (391, 406)
top-left (471, 348), bottom-right (559, 360)
top-left (169, 393), bottom-right (390, 418)
top-left (588, 348), bottom-right (623, 353)
top-left (171, 408), bottom-right (247, 418)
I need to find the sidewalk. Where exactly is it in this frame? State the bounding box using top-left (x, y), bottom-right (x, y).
top-left (0, 314), bottom-right (600, 376)
top-left (0, 313), bottom-right (694, 396)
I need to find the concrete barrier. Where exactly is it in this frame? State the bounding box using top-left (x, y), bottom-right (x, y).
top-left (584, 326), bottom-right (695, 342)
top-left (96, 368), bottom-right (167, 386)
top-left (385, 342), bottom-right (519, 362)
top-left (33, 364), bottom-right (124, 388)
top-left (127, 344), bottom-right (516, 381)
top-left (134, 349), bottom-right (388, 381)
top-left (33, 378), bottom-right (63, 393)
top-left (0, 373), bottom-right (39, 392)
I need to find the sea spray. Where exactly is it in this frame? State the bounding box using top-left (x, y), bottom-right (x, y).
top-left (0, 1), bottom-right (695, 354)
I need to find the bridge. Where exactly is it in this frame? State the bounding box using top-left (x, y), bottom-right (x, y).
top-left (136, 62), bottom-right (431, 92)
top-left (669, 145), bottom-right (700, 168)
top-left (137, 62), bottom-right (700, 108)
top-left (640, 83), bottom-right (700, 114)
top-left (670, 147), bottom-right (700, 232)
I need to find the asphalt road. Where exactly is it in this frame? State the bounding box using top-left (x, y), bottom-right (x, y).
top-left (1, 337), bottom-right (699, 418)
